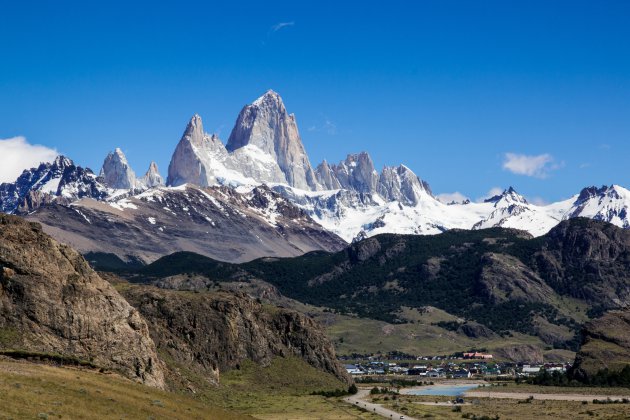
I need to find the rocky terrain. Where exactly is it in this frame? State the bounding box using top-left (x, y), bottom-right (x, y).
top-left (0, 215), bottom-right (165, 388)
top-left (0, 214), bottom-right (350, 397)
top-left (122, 285), bottom-right (350, 389)
top-left (117, 219), bottom-right (630, 359)
top-left (26, 184), bottom-right (346, 264)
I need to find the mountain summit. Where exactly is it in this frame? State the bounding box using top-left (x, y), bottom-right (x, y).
top-left (226, 90), bottom-right (319, 190)
top-left (100, 148), bottom-right (137, 189)
top-left (166, 114), bottom-right (230, 187)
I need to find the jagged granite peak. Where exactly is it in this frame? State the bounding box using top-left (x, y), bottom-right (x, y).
top-left (226, 90), bottom-right (319, 190)
top-left (140, 162), bottom-right (164, 188)
top-left (100, 148), bottom-right (137, 189)
top-left (377, 164), bottom-right (433, 206)
top-left (167, 114), bottom-right (229, 187)
top-left (315, 159), bottom-right (342, 190)
top-left (0, 155), bottom-right (108, 214)
top-left (331, 152), bottom-right (378, 194)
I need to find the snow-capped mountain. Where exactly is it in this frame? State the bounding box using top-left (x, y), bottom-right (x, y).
top-left (470, 187), bottom-right (560, 237)
top-left (2, 89), bottom-right (630, 260)
top-left (227, 89), bottom-right (319, 190)
top-left (0, 156), bottom-right (109, 214)
top-left (548, 185), bottom-right (630, 228)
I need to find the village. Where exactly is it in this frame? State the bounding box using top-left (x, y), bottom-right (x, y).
top-left (340, 351), bottom-right (570, 379)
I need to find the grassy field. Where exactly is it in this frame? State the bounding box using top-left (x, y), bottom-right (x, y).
top-left (0, 356), bottom-right (383, 419)
top-left (0, 357), bottom-right (245, 419)
top-left (373, 393), bottom-right (630, 419)
top-left (320, 307), bottom-right (574, 362)
top-left (181, 357), bottom-right (381, 419)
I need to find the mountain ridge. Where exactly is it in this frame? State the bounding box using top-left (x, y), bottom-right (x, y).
top-left (1, 90), bottom-right (630, 256)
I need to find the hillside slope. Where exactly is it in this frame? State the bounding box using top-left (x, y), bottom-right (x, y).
top-left (120, 219), bottom-right (630, 356)
top-left (120, 285), bottom-right (351, 389)
top-left (571, 310), bottom-right (630, 379)
top-left (26, 184), bottom-right (346, 264)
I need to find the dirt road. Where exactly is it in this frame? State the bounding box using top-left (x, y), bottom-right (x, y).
top-left (343, 389), bottom-right (417, 420)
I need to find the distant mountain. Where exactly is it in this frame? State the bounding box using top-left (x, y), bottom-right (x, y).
top-left (2, 90), bottom-right (630, 259)
top-left (100, 148), bottom-right (137, 189)
top-left (227, 89), bottom-right (319, 190)
top-left (0, 156), bottom-right (109, 214)
top-left (26, 184), bottom-right (346, 263)
top-left (555, 185), bottom-right (630, 228)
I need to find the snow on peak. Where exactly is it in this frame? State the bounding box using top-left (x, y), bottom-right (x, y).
top-left (252, 89), bottom-right (281, 107)
top-left (484, 187), bottom-right (527, 205)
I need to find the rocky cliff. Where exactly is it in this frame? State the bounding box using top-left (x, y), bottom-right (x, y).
top-left (122, 286), bottom-right (351, 389)
top-left (100, 148), bottom-right (137, 189)
top-left (227, 90), bottom-right (318, 190)
top-left (140, 162), bottom-right (164, 188)
top-left (0, 215), bottom-right (165, 388)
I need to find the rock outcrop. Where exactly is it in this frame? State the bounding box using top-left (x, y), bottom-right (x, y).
top-left (140, 162), bottom-right (164, 188)
top-left (100, 148), bottom-right (137, 189)
top-left (0, 215), bottom-right (165, 388)
top-left (122, 287), bottom-right (351, 388)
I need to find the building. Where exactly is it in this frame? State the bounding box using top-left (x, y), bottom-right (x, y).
top-left (344, 364), bottom-right (363, 375)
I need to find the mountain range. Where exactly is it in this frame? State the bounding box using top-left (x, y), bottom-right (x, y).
top-left (1, 89), bottom-right (629, 263)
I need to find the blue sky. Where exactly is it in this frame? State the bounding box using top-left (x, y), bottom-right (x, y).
top-left (1, 1), bottom-right (629, 203)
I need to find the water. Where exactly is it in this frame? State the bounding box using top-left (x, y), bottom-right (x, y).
top-left (406, 384), bottom-right (480, 397)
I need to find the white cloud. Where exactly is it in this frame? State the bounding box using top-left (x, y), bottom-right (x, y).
top-left (271, 21), bottom-right (294, 32)
top-left (0, 137), bottom-right (59, 183)
top-left (307, 119), bottom-right (337, 135)
top-left (436, 191), bottom-right (469, 204)
top-left (502, 152), bottom-right (561, 178)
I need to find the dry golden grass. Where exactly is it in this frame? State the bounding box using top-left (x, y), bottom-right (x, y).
top-left (0, 356), bottom-right (381, 420)
top-left (0, 357), bottom-right (247, 419)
